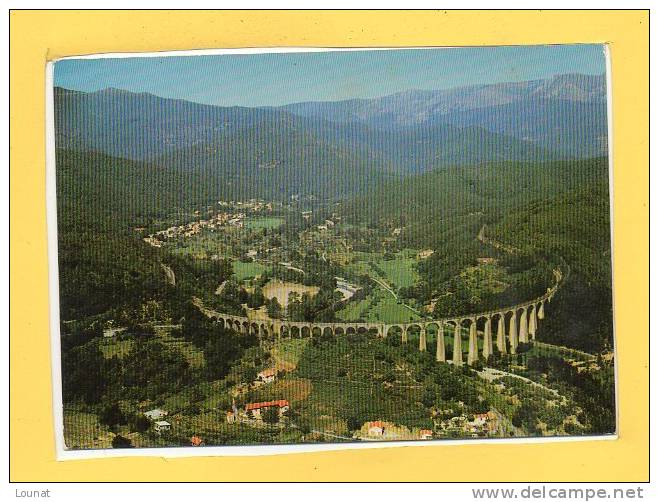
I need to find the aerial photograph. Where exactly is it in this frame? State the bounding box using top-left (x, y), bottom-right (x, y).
top-left (52, 45), bottom-right (615, 450)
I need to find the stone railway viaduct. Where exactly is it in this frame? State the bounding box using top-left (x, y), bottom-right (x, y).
top-left (200, 267), bottom-right (567, 367)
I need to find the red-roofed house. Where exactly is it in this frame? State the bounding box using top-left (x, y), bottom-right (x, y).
top-left (257, 368), bottom-right (278, 384)
top-left (419, 429), bottom-right (433, 440)
top-left (245, 400), bottom-right (289, 420)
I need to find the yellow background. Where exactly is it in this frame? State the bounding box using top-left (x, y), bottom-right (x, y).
top-left (10, 10), bottom-right (649, 482)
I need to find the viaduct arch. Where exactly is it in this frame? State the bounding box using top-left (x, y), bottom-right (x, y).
top-left (199, 267), bottom-right (567, 367)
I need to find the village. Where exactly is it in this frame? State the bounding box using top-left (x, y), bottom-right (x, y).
top-left (141, 198), bottom-right (278, 248)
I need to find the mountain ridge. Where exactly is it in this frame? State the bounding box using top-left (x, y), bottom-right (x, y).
top-left (54, 72), bottom-right (608, 180)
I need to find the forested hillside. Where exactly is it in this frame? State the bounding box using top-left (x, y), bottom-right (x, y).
top-left (340, 157), bottom-right (612, 352)
top-left (490, 179), bottom-right (612, 352)
top-left (56, 149), bottom-right (234, 322)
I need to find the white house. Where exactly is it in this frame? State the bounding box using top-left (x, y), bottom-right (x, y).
top-left (144, 408), bottom-right (168, 420)
top-left (366, 421), bottom-right (386, 436)
top-left (154, 420), bottom-right (171, 433)
top-left (103, 327), bottom-right (127, 338)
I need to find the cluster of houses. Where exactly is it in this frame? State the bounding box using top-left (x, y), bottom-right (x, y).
top-left (218, 199), bottom-right (274, 213)
top-left (140, 199), bottom-right (279, 248)
top-left (143, 408), bottom-right (171, 434)
top-left (435, 411), bottom-right (500, 438)
top-left (315, 214), bottom-right (342, 232)
top-left (224, 364), bottom-right (290, 426)
top-left (355, 413), bottom-right (499, 441)
top-left (142, 408), bottom-right (207, 445)
top-left (358, 421), bottom-right (434, 441)
top-left (143, 211), bottom-right (247, 247)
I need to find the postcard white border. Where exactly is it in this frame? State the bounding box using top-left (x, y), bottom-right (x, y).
top-left (45, 45), bottom-right (618, 460)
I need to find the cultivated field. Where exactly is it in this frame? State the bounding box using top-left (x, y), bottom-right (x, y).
top-left (233, 260), bottom-right (267, 281)
top-left (262, 280), bottom-right (319, 307)
top-left (336, 289), bottom-right (422, 323)
top-left (244, 217), bottom-right (284, 230)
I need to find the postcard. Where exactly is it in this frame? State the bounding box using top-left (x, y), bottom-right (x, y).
top-left (47, 45), bottom-right (615, 455)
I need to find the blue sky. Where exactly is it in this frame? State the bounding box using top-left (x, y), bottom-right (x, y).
top-left (54, 45), bottom-right (606, 107)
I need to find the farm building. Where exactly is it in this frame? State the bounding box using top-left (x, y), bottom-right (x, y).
top-left (244, 400), bottom-right (289, 420)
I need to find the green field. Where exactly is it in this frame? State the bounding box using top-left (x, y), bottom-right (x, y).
top-left (168, 232), bottom-right (232, 259)
top-left (245, 217), bottom-right (284, 230)
top-left (271, 338), bottom-right (309, 370)
top-left (336, 289), bottom-right (422, 323)
top-left (159, 335), bottom-right (206, 369)
top-left (346, 250), bottom-right (421, 290)
top-left (233, 260), bottom-right (268, 280)
top-left (99, 330), bottom-right (206, 369)
top-left (335, 295), bottom-right (373, 322)
top-left (366, 296), bottom-right (421, 323)
top-left (373, 251), bottom-right (421, 289)
top-left (99, 339), bottom-right (133, 359)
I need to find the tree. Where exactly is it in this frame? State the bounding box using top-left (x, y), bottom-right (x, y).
top-left (128, 413), bottom-right (151, 433)
top-left (262, 406), bottom-right (280, 425)
top-left (99, 402), bottom-right (125, 427)
top-left (112, 435), bottom-right (133, 448)
top-left (297, 419), bottom-right (312, 434)
top-left (247, 287), bottom-right (266, 309)
top-left (122, 339), bottom-right (192, 399)
top-left (512, 402), bottom-right (539, 430)
top-left (62, 341), bottom-right (109, 404)
top-left (266, 298), bottom-right (282, 319)
top-left (204, 333), bottom-right (246, 381)
top-left (347, 415), bottom-right (365, 431)
top-left (240, 366), bottom-right (258, 385)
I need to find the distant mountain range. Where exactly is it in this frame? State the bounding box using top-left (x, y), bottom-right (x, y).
top-left (54, 73), bottom-right (608, 199)
top-left (276, 73), bottom-right (608, 159)
top-left (279, 73), bottom-right (605, 125)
